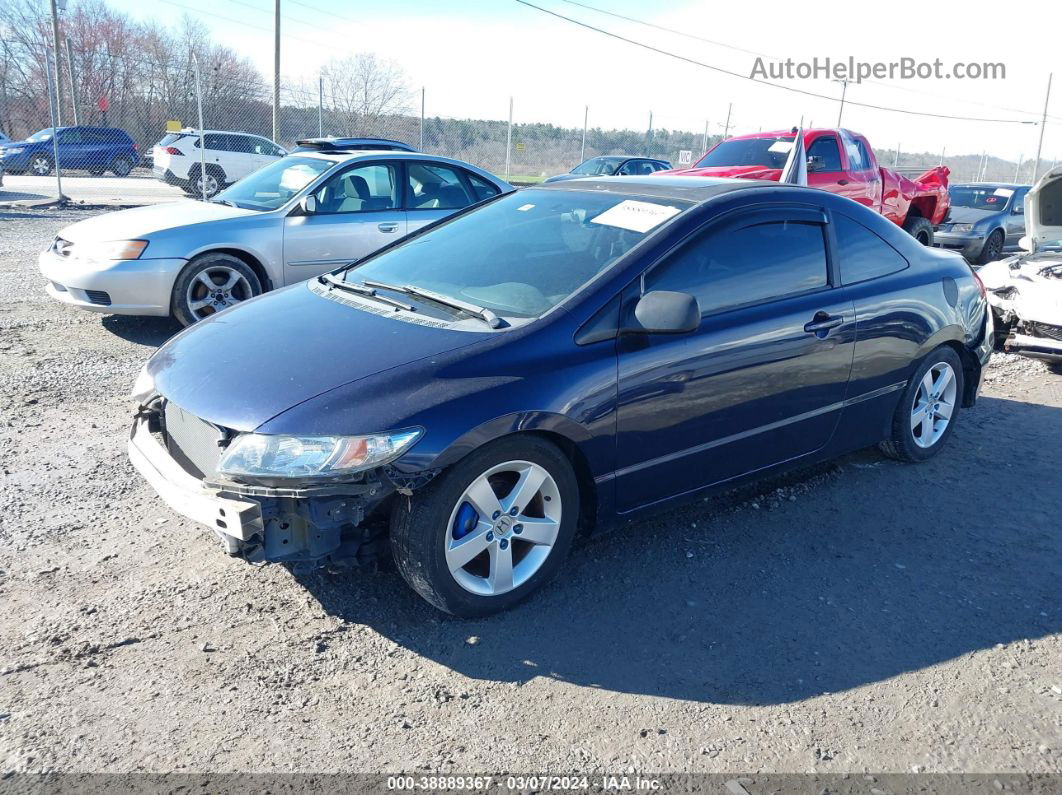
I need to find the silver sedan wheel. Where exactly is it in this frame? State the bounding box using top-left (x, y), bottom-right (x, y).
top-left (184, 266), bottom-right (253, 320)
top-left (31, 155), bottom-right (51, 175)
top-left (444, 460), bottom-right (562, 597)
top-left (910, 361), bottom-right (958, 448)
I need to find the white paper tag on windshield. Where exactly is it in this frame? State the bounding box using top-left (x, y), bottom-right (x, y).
top-left (517, 203), bottom-right (535, 211)
top-left (993, 188), bottom-right (1015, 197)
top-left (768, 140), bottom-right (795, 154)
top-left (590, 200), bottom-right (680, 233)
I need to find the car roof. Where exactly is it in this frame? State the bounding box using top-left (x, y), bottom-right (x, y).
top-left (286, 150), bottom-right (513, 186)
top-left (533, 174), bottom-right (788, 202)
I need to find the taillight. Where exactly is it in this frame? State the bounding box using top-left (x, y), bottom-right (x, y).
top-left (971, 268), bottom-right (987, 299)
top-left (162, 147), bottom-right (182, 155)
top-left (132, 142), bottom-right (139, 150)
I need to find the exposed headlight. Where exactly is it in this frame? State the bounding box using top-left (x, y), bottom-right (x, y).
top-left (4, 147), bottom-right (24, 154)
top-left (218, 429), bottom-right (423, 480)
top-left (950, 223), bottom-right (974, 233)
top-left (129, 364), bottom-right (156, 403)
top-left (75, 240), bottom-right (149, 261)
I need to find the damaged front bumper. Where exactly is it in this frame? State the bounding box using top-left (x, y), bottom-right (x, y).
top-left (1002, 326), bottom-right (1062, 362)
top-left (128, 407), bottom-right (399, 568)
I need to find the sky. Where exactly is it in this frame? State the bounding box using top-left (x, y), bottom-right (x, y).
top-left (103, 0), bottom-right (1059, 163)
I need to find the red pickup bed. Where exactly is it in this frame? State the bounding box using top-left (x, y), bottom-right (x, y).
top-left (661, 128), bottom-right (950, 245)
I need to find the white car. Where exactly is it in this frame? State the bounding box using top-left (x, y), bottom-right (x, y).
top-left (39, 150), bottom-right (512, 325)
top-left (152, 129), bottom-right (286, 198)
top-left (978, 165), bottom-right (1062, 367)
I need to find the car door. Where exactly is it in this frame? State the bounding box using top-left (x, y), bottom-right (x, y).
top-left (613, 205), bottom-right (856, 512)
top-left (78, 129), bottom-right (109, 171)
top-left (221, 135), bottom-right (259, 182)
top-left (282, 161), bottom-right (406, 285)
top-left (55, 128), bottom-right (84, 169)
top-left (1004, 188), bottom-right (1028, 247)
top-left (838, 131), bottom-right (881, 209)
top-left (404, 160), bottom-right (479, 234)
top-left (805, 132), bottom-right (846, 193)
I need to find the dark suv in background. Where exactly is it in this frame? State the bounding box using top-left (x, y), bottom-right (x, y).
top-left (0, 126), bottom-right (139, 176)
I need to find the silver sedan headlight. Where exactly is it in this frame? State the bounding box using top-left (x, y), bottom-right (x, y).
top-left (75, 240), bottom-right (149, 262)
top-left (950, 223), bottom-right (974, 233)
top-left (218, 429), bottom-right (423, 479)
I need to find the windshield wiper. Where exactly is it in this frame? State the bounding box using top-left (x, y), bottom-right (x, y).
top-left (317, 274), bottom-right (414, 311)
top-left (361, 279), bottom-right (507, 329)
top-left (210, 198), bottom-right (239, 208)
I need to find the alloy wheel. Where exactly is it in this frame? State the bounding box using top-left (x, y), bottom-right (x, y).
top-left (444, 460), bottom-right (562, 596)
top-left (31, 156), bottom-right (50, 175)
top-left (910, 361), bottom-right (958, 448)
top-left (195, 173), bottom-right (219, 197)
top-left (184, 266), bottom-right (254, 320)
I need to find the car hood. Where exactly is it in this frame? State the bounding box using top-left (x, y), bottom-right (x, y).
top-left (146, 281), bottom-right (483, 431)
top-left (657, 165), bottom-right (782, 181)
top-left (944, 206), bottom-right (1000, 225)
top-left (1025, 165), bottom-right (1062, 250)
top-left (543, 173), bottom-right (597, 183)
top-left (979, 252), bottom-right (1062, 325)
top-left (58, 200), bottom-right (255, 243)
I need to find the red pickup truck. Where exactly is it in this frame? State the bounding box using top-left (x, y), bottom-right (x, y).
top-left (661, 128), bottom-right (950, 245)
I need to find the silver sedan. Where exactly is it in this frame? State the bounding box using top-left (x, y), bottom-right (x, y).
top-left (38, 151), bottom-right (512, 325)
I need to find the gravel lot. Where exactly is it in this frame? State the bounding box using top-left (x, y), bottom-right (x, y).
top-left (1, 208), bottom-right (1060, 776)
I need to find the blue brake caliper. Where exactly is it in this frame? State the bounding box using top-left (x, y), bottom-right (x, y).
top-left (452, 502), bottom-right (479, 540)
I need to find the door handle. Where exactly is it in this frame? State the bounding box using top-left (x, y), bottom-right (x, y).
top-left (378, 222), bottom-right (399, 233)
top-left (804, 312), bottom-right (844, 337)
top-left (836, 179), bottom-right (849, 186)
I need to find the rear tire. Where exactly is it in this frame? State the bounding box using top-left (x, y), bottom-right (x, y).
top-left (187, 164), bottom-right (225, 198)
top-left (171, 253), bottom-right (262, 326)
top-left (390, 435), bottom-right (580, 617)
top-left (109, 156), bottom-right (132, 177)
top-left (977, 229), bottom-right (1005, 264)
top-left (903, 215), bottom-right (934, 246)
top-left (880, 346), bottom-right (964, 462)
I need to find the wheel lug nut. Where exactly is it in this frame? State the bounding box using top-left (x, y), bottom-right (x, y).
top-left (499, 539), bottom-right (509, 550)
top-left (491, 511), bottom-right (500, 520)
top-left (509, 507), bottom-right (519, 516)
top-left (513, 524), bottom-right (523, 534)
top-left (486, 531), bottom-right (494, 542)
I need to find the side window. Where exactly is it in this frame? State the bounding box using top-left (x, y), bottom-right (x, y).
top-left (229, 135), bottom-right (257, 154)
top-left (466, 172), bottom-right (501, 201)
top-left (834, 213), bottom-right (909, 285)
top-left (57, 129), bottom-right (81, 144)
top-left (807, 135), bottom-right (843, 172)
top-left (1013, 192), bottom-right (1026, 215)
top-left (312, 163), bottom-right (397, 214)
top-left (406, 162), bottom-right (474, 210)
top-left (842, 135), bottom-right (869, 172)
top-left (645, 219), bottom-right (829, 315)
top-left (200, 134), bottom-right (225, 151)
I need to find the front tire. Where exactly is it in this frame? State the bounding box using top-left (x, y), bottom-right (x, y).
top-left (903, 215), bottom-right (934, 246)
top-left (29, 153), bottom-right (53, 176)
top-left (880, 346), bottom-right (964, 462)
top-left (977, 229), bottom-right (1005, 264)
top-left (171, 253), bottom-right (262, 326)
top-left (391, 435), bottom-right (580, 617)
top-left (109, 156), bottom-right (133, 177)
top-left (188, 165), bottom-right (225, 198)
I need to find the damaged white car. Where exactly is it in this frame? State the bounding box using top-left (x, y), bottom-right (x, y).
top-left (978, 165), bottom-right (1062, 368)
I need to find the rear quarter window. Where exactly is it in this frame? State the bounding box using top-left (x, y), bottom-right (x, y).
top-left (834, 213), bottom-right (909, 285)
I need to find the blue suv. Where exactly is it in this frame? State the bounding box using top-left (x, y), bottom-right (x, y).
top-left (0, 126), bottom-right (139, 176)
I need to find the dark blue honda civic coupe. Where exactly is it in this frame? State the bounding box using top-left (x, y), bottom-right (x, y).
top-left (129, 175), bottom-right (993, 617)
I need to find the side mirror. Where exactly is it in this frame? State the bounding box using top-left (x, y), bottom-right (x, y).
top-left (299, 194), bottom-right (317, 215)
top-left (1012, 204), bottom-right (1024, 215)
top-left (806, 155), bottom-right (826, 173)
top-left (633, 290), bottom-right (700, 334)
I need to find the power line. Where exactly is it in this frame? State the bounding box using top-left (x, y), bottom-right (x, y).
top-left (559, 0), bottom-right (1062, 122)
top-left (517, 0), bottom-right (1042, 125)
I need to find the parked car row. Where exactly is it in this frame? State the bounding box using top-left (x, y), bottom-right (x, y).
top-left (35, 129), bottom-right (999, 617)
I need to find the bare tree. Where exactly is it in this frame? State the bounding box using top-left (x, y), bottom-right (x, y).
top-left (321, 53), bottom-right (409, 135)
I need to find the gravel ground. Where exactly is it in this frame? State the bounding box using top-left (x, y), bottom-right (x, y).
top-left (0, 208), bottom-right (1060, 776)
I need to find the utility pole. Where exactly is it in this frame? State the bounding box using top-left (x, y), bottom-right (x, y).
top-left (834, 79), bottom-right (848, 126)
top-left (938, 145), bottom-right (945, 166)
top-left (1014, 154), bottom-right (1023, 183)
top-left (894, 143), bottom-right (900, 168)
top-left (192, 54), bottom-right (207, 202)
top-left (43, 53), bottom-right (66, 202)
top-left (504, 96), bottom-right (513, 181)
top-left (646, 110), bottom-right (653, 149)
top-left (272, 0), bottom-right (280, 144)
top-left (49, 0), bottom-right (63, 126)
top-left (722, 102), bottom-right (732, 139)
top-left (64, 36), bottom-right (78, 125)
top-left (702, 119), bottom-right (709, 154)
top-left (317, 75), bottom-right (323, 136)
top-left (1032, 73), bottom-right (1053, 183)
top-left (419, 87), bottom-right (425, 151)
top-left (580, 105), bottom-right (588, 163)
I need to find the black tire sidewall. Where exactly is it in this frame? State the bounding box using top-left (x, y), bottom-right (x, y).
top-left (903, 216), bottom-right (934, 246)
top-left (893, 347), bottom-right (964, 461)
top-left (171, 254), bottom-right (262, 326)
top-left (110, 157), bottom-right (132, 177)
top-left (978, 230), bottom-right (1004, 264)
top-left (390, 436), bottom-right (580, 618)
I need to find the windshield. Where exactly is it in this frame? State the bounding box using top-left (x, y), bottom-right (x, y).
top-left (949, 186), bottom-right (1014, 211)
top-left (343, 189), bottom-right (690, 319)
top-left (694, 137), bottom-right (794, 169)
top-left (571, 157), bottom-right (625, 176)
top-left (27, 128), bottom-right (53, 142)
top-left (212, 155), bottom-right (334, 211)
